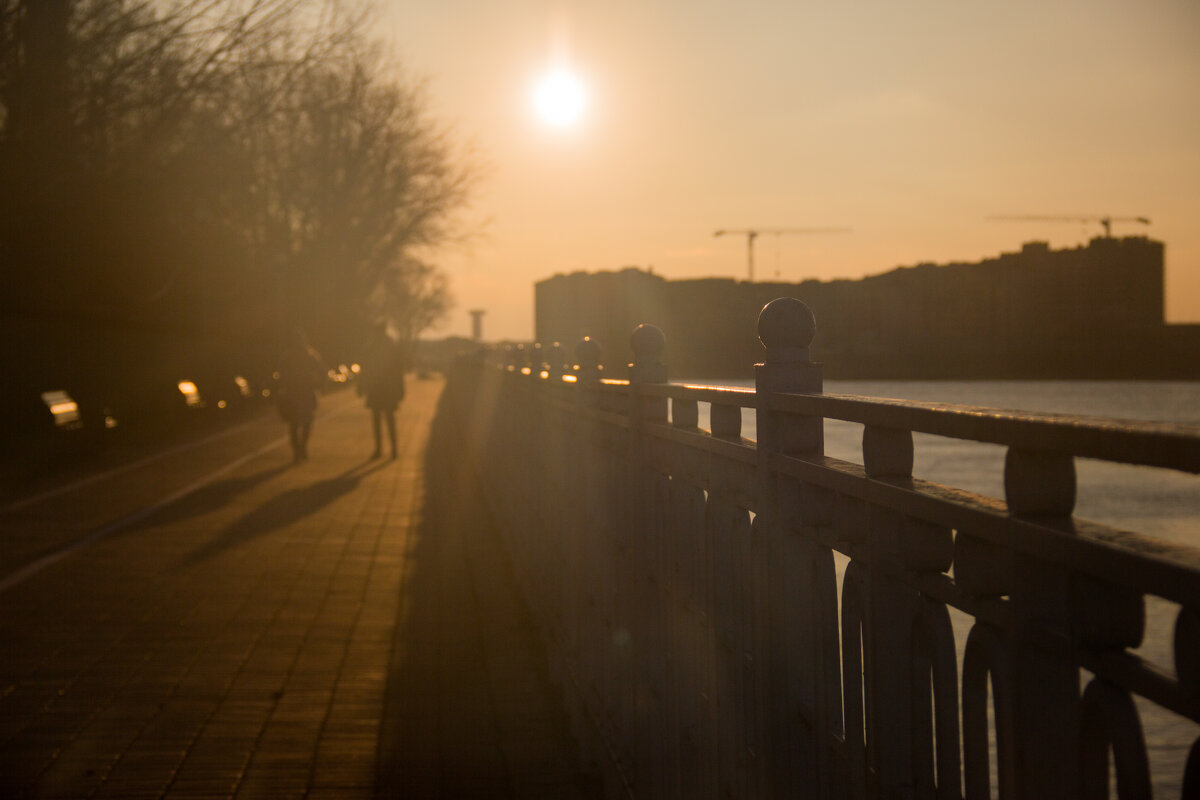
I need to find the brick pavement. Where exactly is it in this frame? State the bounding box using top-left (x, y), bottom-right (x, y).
top-left (0, 378), bottom-right (597, 798)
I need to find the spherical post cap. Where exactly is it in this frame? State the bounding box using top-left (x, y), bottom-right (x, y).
top-left (630, 324), bottom-right (666, 362)
top-left (758, 297), bottom-right (816, 350)
top-left (576, 337), bottom-right (601, 364)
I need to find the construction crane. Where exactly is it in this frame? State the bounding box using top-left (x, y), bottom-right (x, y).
top-left (713, 227), bottom-right (851, 282)
top-left (987, 215), bottom-right (1150, 239)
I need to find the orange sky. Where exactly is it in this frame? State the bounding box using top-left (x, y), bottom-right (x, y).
top-left (381, 0), bottom-right (1200, 341)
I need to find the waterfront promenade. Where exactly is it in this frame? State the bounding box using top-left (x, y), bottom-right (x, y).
top-left (0, 379), bottom-right (596, 798)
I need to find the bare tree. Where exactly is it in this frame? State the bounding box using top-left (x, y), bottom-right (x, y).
top-left (239, 46), bottom-right (473, 356)
top-left (371, 255), bottom-right (452, 346)
top-left (0, 0), bottom-right (475, 393)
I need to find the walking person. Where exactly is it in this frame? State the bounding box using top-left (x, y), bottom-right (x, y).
top-left (277, 328), bottom-right (324, 463)
top-left (359, 326), bottom-right (406, 459)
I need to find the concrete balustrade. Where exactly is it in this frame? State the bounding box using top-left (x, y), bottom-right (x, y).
top-left (448, 297), bottom-right (1200, 800)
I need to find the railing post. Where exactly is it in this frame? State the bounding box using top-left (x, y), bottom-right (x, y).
top-left (663, 387), bottom-right (704, 798)
top-left (628, 323), bottom-right (669, 798)
top-left (629, 324), bottom-right (667, 416)
top-left (531, 341), bottom-right (545, 374)
top-left (566, 335), bottom-right (607, 786)
top-left (575, 337), bottom-right (601, 384)
top-left (753, 298), bottom-right (832, 797)
top-left (547, 341), bottom-right (566, 380)
top-left (755, 298), bottom-right (822, 450)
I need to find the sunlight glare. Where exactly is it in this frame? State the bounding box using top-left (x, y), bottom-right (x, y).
top-left (532, 68), bottom-right (587, 128)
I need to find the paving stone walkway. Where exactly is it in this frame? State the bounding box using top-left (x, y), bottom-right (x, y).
top-left (0, 378), bottom-right (596, 799)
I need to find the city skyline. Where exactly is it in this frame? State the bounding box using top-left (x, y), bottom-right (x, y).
top-left (381, 0), bottom-right (1200, 341)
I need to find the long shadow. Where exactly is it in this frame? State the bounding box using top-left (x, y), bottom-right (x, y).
top-left (374, 383), bottom-right (600, 798)
top-left (131, 464), bottom-right (291, 532)
top-left (178, 459), bottom-right (387, 567)
top-left (1, 463), bottom-right (294, 580)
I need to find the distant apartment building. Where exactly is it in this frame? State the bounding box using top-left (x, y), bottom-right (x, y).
top-left (535, 237), bottom-right (1199, 379)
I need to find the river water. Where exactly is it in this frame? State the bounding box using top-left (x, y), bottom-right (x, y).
top-left (693, 380), bottom-right (1200, 796)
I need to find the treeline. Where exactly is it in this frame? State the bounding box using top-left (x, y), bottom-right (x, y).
top-left (0, 0), bottom-right (473, 411)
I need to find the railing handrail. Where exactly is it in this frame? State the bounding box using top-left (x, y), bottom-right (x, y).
top-left (519, 367), bottom-right (1200, 599)
top-left (637, 382), bottom-right (755, 405)
top-left (635, 379), bottom-right (1200, 473)
top-left (771, 449), bottom-right (1200, 609)
top-left (772, 391), bottom-right (1200, 473)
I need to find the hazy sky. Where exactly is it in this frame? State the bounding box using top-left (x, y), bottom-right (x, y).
top-left (380, 0), bottom-right (1200, 341)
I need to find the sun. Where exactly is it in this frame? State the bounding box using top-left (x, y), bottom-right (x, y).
top-left (532, 68), bottom-right (587, 128)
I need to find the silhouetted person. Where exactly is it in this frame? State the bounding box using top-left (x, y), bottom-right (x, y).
top-left (278, 329), bottom-right (324, 463)
top-left (359, 328), bottom-right (406, 459)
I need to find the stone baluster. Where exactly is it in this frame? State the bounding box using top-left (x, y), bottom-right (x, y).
top-left (860, 426), bottom-right (925, 798)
